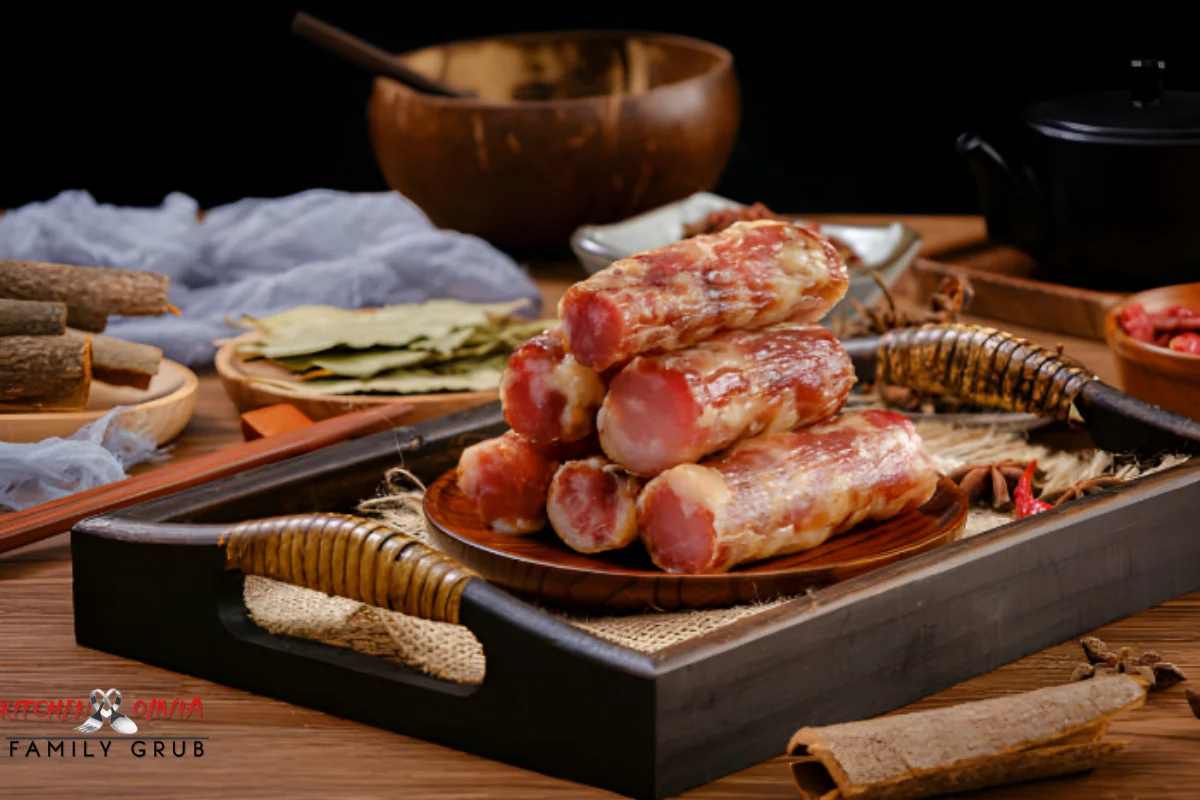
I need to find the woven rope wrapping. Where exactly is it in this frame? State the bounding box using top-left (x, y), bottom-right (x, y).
top-left (222, 513), bottom-right (476, 625)
top-left (876, 325), bottom-right (1096, 421)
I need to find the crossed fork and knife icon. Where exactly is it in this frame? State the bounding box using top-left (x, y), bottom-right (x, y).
top-left (73, 689), bottom-right (138, 735)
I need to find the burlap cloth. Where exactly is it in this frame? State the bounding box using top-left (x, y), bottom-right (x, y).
top-left (243, 419), bottom-right (1188, 686)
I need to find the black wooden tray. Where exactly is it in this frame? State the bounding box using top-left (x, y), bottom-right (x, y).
top-left (72, 399), bottom-right (1200, 799)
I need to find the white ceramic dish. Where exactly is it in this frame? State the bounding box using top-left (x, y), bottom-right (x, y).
top-left (570, 192), bottom-right (923, 324)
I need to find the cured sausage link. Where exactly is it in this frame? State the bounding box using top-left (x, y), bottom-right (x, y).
top-left (638, 411), bottom-right (939, 573)
top-left (598, 324), bottom-right (855, 476)
top-left (456, 431), bottom-right (558, 534)
top-left (558, 220), bottom-right (849, 372)
top-left (500, 326), bottom-right (606, 446)
top-left (546, 456), bottom-right (644, 554)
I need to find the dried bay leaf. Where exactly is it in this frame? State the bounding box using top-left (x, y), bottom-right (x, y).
top-left (272, 348), bottom-right (432, 379)
top-left (410, 326), bottom-right (478, 355)
top-left (230, 299), bottom-right (553, 392)
top-left (250, 365), bottom-right (506, 396)
top-left (263, 323), bottom-right (549, 380)
top-left (473, 318), bottom-right (557, 347)
top-left (240, 299), bottom-right (529, 333)
top-left (236, 299), bottom-right (532, 359)
top-left (431, 353), bottom-right (510, 375)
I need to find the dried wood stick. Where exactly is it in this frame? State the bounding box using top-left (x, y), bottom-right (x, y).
top-left (66, 328), bottom-right (162, 390)
top-left (0, 259), bottom-right (170, 317)
top-left (66, 305), bottom-right (108, 333)
top-left (787, 675), bottom-right (1147, 800)
top-left (0, 334), bottom-right (92, 411)
top-left (0, 298), bottom-right (66, 336)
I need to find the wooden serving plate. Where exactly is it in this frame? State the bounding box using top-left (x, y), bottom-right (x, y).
top-left (425, 470), bottom-right (967, 612)
top-left (0, 359), bottom-right (198, 445)
top-left (214, 335), bottom-right (496, 424)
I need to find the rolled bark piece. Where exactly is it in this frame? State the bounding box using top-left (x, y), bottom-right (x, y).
top-left (66, 306), bottom-right (108, 333)
top-left (0, 259), bottom-right (171, 317)
top-left (638, 410), bottom-right (938, 574)
top-left (547, 456), bottom-right (644, 554)
top-left (500, 326), bottom-right (607, 446)
top-left (0, 298), bottom-right (67, 336)
top-left (66, 329), bottom-right (162, 390)
top-left (558, 220), bottom-right (849, 371)
top-left (0, 335), bottom-right (92, 411)
top-left (787, 675), bottom-right (1147, 800)
top-left (599, 324), bottom-right (856, 476)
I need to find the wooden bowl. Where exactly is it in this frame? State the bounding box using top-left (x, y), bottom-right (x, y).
top-left (214, 335), bottom-right (496, 424)
top-left (367, 31), bottom-right (739, 247)
top-left (1105, 282), bottom-right (1200, 421)
top-left (0, 360), bottom-right (198, 445)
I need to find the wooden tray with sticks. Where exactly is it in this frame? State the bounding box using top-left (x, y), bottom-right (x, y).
top-left (71, 320), bottom-right (1200, 800)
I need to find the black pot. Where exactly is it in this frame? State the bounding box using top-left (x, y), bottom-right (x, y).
top-left (958, 59), bottom-right (1200, 291)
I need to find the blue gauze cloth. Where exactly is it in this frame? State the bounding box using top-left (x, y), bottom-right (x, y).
top-left (0, 189), bottom-right (543, 366)
top-left (0, 408), bottom-right (164, 512)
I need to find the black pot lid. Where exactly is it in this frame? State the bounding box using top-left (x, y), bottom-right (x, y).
top-left (1023, 59), bottom-right (1200, 144)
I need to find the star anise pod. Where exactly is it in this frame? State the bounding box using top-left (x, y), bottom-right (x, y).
top-left (947, 460), bottom-right (1029, 510)
top-left (1135, 650), bottom-right (1189, 691)
top-left (1045, 476), bottom-right (1126, 506)
top-left (1079, 636), bottom-right (1119, 665)
top-left (1070, 637), bottom-right (1188, 691)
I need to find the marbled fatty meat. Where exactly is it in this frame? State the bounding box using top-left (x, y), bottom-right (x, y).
top-left (558, 220), bottom-right (849, 372)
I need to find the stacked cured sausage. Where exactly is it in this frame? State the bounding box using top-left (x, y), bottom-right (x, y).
top-left (457, 220), bottom-right (939, 574)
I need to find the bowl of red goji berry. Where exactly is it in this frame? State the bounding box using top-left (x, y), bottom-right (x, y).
top-left (1106, 282), bottom-right (1200, 421)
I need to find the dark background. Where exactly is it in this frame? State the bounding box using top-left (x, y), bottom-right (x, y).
top-left (0, 8), bottom-right (1180, 216)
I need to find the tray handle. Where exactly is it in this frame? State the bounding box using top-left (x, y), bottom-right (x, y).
top-left (220, 513), bottom-right (475, 624)
top-left (873, 323), bottom-right (1095, 421)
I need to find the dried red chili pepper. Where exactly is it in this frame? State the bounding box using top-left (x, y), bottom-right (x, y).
top-left (1118, 303), bottom-right (1156, 343)
top-left (1148, 305), bottom-right (1200, 331)
top-left (1119, 301), bottom-right (1200, 344)
top-left (1014, 460), bottom-right (1052, 519)
top-left (1169, 332), bottom-right (1200, 354)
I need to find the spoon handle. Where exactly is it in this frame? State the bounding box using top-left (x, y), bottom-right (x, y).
top-left (290, 12), bottom-right (471, 98)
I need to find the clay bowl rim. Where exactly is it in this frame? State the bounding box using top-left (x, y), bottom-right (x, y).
top-left (379, 29), bottom-right (734, 111)
top-left (1104, 281), bottom-right (1200, 370)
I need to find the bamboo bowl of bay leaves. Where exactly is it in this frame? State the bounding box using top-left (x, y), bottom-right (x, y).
top-left (214, 300), bottom-right (552, 423)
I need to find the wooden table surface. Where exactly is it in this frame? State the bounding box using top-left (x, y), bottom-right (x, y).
top-left (3, 215), bottom-right (1197, 798)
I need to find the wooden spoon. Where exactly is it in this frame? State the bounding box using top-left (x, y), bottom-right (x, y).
top-left (290, 11), bottom-right (473, 98)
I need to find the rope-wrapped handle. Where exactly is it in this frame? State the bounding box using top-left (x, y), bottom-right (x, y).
top-left (221, 513), bottom-right (475, 624)
top-left (875, 324), bottom-right (1096, 421)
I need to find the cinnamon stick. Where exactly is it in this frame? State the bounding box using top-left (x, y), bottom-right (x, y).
top-left (0, 335), bottom-right (92, 411)
top-left (0, 298), bottom-right (67, 336)
top-left (0, 259), bottom-right (170, 317)
top-left (787, 676), bottom-right (1147, 800)
top-left (66, 328), bottom-right (162, 390)
top-left (66, 306), bottom-right (108, 333)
